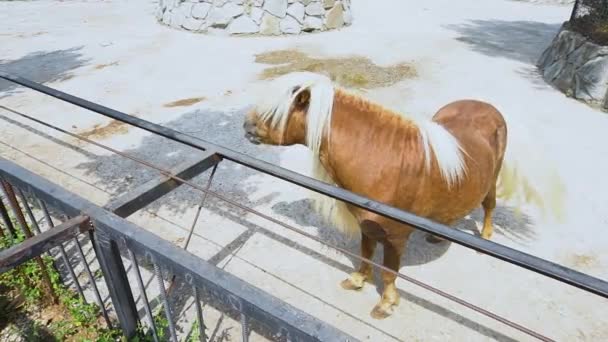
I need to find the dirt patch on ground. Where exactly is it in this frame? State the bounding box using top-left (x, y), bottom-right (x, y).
top-left (163, 96), bottom-right (207, 108)
top-left (255, 49), bottom-right (417, 89)
top-left (94, 61), bottom-right (119, 70)
top-left (567, 253), bottom-right (599, 269)
top-left (77, 119), bottom-right (130, 140)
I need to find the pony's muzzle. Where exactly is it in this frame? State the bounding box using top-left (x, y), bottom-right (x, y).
top-left (243, 120), bottom-right (261, 145)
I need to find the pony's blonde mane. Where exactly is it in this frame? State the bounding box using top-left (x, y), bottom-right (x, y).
top-left (254, 72), bottom-right (467, 238)
top-left (255, 72), bottom-right (334, 153)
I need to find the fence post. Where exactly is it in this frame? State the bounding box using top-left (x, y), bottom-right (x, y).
top-left (92, 228), bottom-right (139, 338)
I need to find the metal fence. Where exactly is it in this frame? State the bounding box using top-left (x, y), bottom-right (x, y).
top-left (0, 158), bottom-right (357, 341)
top-left (1, 71), bottom-right (608, 341)
top-left (570, 0), bottom-right (608, 45)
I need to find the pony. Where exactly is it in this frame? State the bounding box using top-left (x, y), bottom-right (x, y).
top-left (243, 72), bottom-right (507, 319)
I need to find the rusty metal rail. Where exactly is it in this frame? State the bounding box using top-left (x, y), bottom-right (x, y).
top-left (0, 215), bottom-right (90, 272)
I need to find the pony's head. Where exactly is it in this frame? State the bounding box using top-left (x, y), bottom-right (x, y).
top-left (243, 72), bottom-right (335, 154)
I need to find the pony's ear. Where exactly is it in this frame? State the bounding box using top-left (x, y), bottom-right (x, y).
top-left (294, 88), bottom-right (311, 107)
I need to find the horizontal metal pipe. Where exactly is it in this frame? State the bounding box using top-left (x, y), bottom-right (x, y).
top-left (0, 215), bottom-right (90, 273)
top-left (1, 72), bottom-right (607, 299)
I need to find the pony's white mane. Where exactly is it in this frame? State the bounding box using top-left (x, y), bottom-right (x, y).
top-left (417, 120), bottom-right (467, 188)
top-left (255, 72), bottom-right (334, 153)
top-left (254, 72), bottom-right (467, 238)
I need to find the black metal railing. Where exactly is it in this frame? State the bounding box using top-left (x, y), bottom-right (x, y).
top-left (1, 71), bottom-right (608, 341)
top-left (1, 71), bottom-right (606, 299)
top-left (0, 158), bottom-right (357, 342)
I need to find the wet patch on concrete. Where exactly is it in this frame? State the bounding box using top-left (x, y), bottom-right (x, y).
top-left (77, 119), bottom-right (131, 140)
top-left (255, 49), bottom-right (417, 89)
top-left (163, 97), bottom-right (207, 108)
top-left (93, 61), bottom-right (119, 70)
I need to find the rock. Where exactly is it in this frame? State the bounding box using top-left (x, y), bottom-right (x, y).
top-left (162, 9), bottom-right (173, 25)
top-left (575, 56), bottom-right (608, 102)
top-left (303, 15), bottom-right (323, 31)
top-left (343, 7), bottom-right (352, 25)
top-left (299, 0), bottom-right (313, 5)
top-left (287, 2), bottom-right (305, 23)
top-left (170, 9), bottom-right (186, 27)
top-left (178, 2), bottom-right (194, 18)
top-left (253, 0), bottom-right (263, 5)
top-left (260, 13), bottom-right (281, 35)
top-left (288, 0), bottom-right (296, 3)
top-left (305, 2), bottom-right (323, 15)
top-left (280, 15), bottom-right (301, 34)
top-left (323, 0), bottom-right (335, 9)
top-left (325, 2), bottom-right (344, 29)
top-left (207, 3), bottom-right (244, 27)
top-left (264, 0), bottom-right (288, 18)
top-left (250, 7), bottom-right (264, 24)
top-left (538, 26), bottom-right (608, 109)
top-left (228, 15), bottom-right (260, 34)
top-left (182, 17), bottom-right (205, 31)
top-left (192, 3), bottom-right (212, 19)
top-left (551, 60), bottom-right (575, 93)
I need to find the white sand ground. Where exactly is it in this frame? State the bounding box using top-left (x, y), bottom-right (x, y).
top-left (1, 0), bottom-right (607, 341)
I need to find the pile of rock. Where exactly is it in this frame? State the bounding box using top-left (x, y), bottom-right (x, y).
top-left (157, 0), bottom-right (352, 35)
top-left (538, 23), bottom-right (608, 110)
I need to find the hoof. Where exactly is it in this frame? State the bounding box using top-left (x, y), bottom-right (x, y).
top-left (340, 278), bottom-right (364, 291)
top-left (370, 303), bottom-right (395, 319)
top-left (425, 234), bottom-right (445, 244)
top-left (481, 231), bottom-right (493, 240)
top-left (340, 272), bottom-right (369, 291)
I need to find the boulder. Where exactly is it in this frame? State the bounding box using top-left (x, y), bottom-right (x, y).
top-left (228, 15), bottom-right (260, 34)
top-left (264, 0), bottom-right (288, 18)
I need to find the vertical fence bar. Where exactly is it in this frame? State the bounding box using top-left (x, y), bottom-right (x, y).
top-left (16, 188), bottom-right (42, 234)
top-left (1, 178), bottom-right (57, 303)
top-left (74, 235), bottom-right (112, 327)
top-left (92, 228), bottom-right (139, 338)
top-left (38, 199), bottom-right (87, 302)
top-left (240, 313), bottom-right (250, 342)
top-left (153, 261), bottom-right (178, 342)
top-left (0, 195), bottom-right (16, 238)
top-left (193, 286), bottom-right (207, 342)
top-left (127, 246), bottom-right (159, 342)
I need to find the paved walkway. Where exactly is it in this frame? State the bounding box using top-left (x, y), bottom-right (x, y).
top-left (1, 0), bottom-right (607, 340)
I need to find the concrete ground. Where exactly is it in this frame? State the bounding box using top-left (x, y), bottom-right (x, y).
top-left (1, 0), bottom-right (608, 341)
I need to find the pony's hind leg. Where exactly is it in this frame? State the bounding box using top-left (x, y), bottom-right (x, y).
top-left (341, 233), bottom-right (376, 290)
top-left (481, 184), bottom-right (496, 239)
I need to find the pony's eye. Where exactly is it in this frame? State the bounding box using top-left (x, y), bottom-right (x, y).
top-left (291, 86), bottom-right (300, 95)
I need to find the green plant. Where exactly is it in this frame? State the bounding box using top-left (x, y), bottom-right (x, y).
top-left (0, 219), bottom-right (122, 341)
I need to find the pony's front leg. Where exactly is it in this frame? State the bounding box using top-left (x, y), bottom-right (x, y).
top-left (341, 233), bottom-right (376, 290)
top-left (371, 238), bottom-right (405, 319)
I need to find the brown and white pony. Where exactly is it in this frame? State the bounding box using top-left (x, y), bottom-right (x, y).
top-left (243, 72), bottom-right (507, 319)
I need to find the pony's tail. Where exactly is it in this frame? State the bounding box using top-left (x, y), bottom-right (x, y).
top-left (496, 160), bottom-right (566, 222)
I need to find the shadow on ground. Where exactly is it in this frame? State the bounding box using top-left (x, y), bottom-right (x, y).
top-left (272, 198), bottom-right (535, 266)
top-left (0, 47), bottom-right (89, 97)
top-left (446, 20), bottom-right (562, 64)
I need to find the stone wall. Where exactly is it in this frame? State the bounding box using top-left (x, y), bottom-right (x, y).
top-left (157, 0), bottom-right (352, 35)
top-left (538, 24), bottom-right (608, 110)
